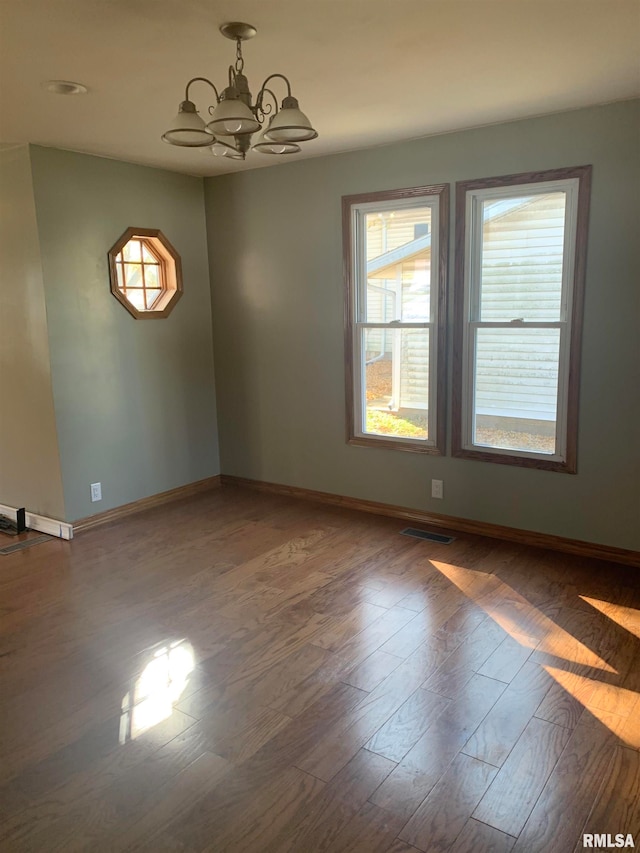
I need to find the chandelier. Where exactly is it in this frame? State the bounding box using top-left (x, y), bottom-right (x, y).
top-left (161, 22), bottom-right (317, 160)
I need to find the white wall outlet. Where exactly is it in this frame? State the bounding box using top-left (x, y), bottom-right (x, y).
top-left (90, 482), bottom-right (102, 502)
top-left (431, 479), bottom-right (443, 499)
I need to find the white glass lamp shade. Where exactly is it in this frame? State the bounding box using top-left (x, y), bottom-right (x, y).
top-left (264, 96), bottom-right (317, 143)
top-left (161, 100), bottom-right (214, 147)
top-left (207, 90), bottom-right (261, 136)
top-left (210, 139), bottom-right (244, 160)
top-left (252, 121), bottom-right (301, 155)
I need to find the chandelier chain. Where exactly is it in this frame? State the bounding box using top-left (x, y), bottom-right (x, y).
top-left (235, 38), bottom-right (244, 74)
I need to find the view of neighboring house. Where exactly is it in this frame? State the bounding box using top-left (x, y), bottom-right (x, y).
top-left (365, 193), bottom-right (565, 451)
top-left (365, 207), bottom-right (433, 438)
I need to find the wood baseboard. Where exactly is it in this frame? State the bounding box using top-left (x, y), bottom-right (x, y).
top-left (220, 474), bottom-right (640, 568)
top-left (73, 475), bottom-right (221, 533)
top-left (0, 503), bottom-right (73, 540)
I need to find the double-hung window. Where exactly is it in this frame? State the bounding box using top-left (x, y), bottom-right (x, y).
top-left (343, 185), bottom-right (449, 453)
top-left (453, 166), bottom-right (592, 472)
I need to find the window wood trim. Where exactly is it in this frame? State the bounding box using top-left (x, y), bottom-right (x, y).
top-left (108, 227), bottom-right (183, 320)
top-left (342, 184), bottom-right (449, 454)
top-left (452, 165), bottom-right (592, 473)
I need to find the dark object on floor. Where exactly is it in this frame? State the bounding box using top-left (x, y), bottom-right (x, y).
top-left (0, 508), bottom-right (27, 536)
top-left (0, 534), bottom-right (52, 555)
top-left (401, 526), bottom-right (455, 544)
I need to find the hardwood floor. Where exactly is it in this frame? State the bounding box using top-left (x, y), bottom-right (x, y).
top-left (0, 483), bottom-right (638, 851)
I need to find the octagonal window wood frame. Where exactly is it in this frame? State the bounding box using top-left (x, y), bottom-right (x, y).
top-left (108, 227), bottom-right (183, 319)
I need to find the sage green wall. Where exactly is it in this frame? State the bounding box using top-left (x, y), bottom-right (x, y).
top-left (0, 145), bottom-right (65, 519)
top-left (204, 99), bottom-right (640, 551)
top-left (30, 146), bottom-right (220, 522)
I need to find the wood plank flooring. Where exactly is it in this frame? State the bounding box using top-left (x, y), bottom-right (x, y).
top-left (0, 484), bottom-right (639, 851)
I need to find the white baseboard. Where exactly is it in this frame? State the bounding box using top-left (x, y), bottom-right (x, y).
top-left (0, 504), bottom-right (73, 540)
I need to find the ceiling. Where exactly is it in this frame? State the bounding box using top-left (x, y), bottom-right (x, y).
top-left (0, 0), bottom-right (638, 177)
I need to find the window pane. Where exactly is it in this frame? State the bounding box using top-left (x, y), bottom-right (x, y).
top-left (142, 242), bottom-right (157, 263)
top-left (362, 327), bottom-right (429, 440)
top-left (473, 327), bottom-right (559, 453)
top-left (126, 289), bottom-right (146, 311)
top-left (365, 207), bottom-right (432, 321)
top-left (124, 263), bottom-right (143, 287)
top-left (144, 264), bottom-right (160, 288)
top-left (145, 289), bottom-right (162, 309)
top-left (123, 239), bottom-right (142, 262)
top-left (480, 192), bottom-right (566, 322)
top-left (116, 263), bottom-right (125, 291)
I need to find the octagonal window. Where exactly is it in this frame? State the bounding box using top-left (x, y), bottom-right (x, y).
top-left (108, 228), bottom-right (183, 319)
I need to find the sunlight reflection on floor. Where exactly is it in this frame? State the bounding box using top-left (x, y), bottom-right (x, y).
top-left (544, 665), bottom-right (640, 748)
top-left (429, 560), bottom-right (638, 745)
top-left (432, 561), bottom-right (617, 672)
top-left (580, 596), bottom-right (640, 641)
top-left (119, 639), bottom-right (195, 745)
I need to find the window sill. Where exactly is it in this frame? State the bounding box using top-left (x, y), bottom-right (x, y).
top-left (348, 435), bottom-right (444, 454)
top-left (452, 445), bottom-right (576, 473)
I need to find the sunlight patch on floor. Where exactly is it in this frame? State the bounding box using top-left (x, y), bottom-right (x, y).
top-left (431, 561), bottom-right (617, 673)
top-left (544, 665), bottom-right (640, 748)
top-left (119, 639), bottom-right (195, 745)
top-left (428, 560), bottom-right (640, 746)
top-left (580, 596), bottom-right (640, 640)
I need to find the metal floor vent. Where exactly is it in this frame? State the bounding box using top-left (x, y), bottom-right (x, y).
top-left (401, 527), bottom-right (455, 544)
top-left (0, 535), bottom-right (52, 556)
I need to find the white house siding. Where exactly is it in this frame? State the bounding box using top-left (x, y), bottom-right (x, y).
top-left (475, 192), bottom-right (566, 421)
top-left (400, 328), bottom-right (429, 409)
top-left (475, 329), bottom-right (560, 420)
top-left (479, 194), bottom-right (565, 323)
top-left (365, 207), bottom-right (431, 259)
top-left (363, 194), bottom-right (565, 420)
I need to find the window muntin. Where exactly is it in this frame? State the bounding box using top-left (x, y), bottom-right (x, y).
top-left (107, 227), bottom-right (183, 319)
top-left (115, 238), bottom-right (164, 311)
top-left (343, 185), bottom-right (448, 453)
top-left (453, 167), bottom-right (591, 472)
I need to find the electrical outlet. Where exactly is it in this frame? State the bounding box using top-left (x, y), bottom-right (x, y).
top-left (431, 479), bottom-right (443, 499)
top-left (90, 482), bottom-right (102, 502)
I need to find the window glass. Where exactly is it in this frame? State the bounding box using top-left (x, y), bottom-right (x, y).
top-left (479, 193), bottom-right (565, 322)
top-left (343, 187), bottom-right (448, 453)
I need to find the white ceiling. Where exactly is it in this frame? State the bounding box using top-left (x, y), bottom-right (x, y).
top-left (0, 0), bottom-right (638, 177)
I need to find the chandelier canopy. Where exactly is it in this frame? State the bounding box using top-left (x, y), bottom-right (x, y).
top-left (161, 22), bottom-right (317, 160)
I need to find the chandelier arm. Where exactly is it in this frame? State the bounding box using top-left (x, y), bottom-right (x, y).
top-left (256, 74), bottom-right (293, 107)
top-left (184, 77), bottom-right (220, 104)
top-left (255, 87), bottom-right (278, 121)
